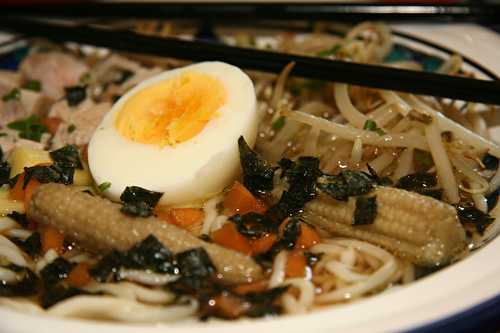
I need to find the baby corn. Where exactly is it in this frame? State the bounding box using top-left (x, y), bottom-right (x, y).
top-left (304, 187), bottom-right (467, 266)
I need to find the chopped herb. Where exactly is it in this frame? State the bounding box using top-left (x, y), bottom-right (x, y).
top-left (0, 161), bottom-right (11, 185)
top-left (23, 80), bottom-right (41, 92)
top-left (2, 88), bottom-right (21, 102)
top-left (67, 124), bottom-right (76, 133)
top-left (50, 144), bottom-right (83, 169)
top-left (7, 115), bottom-right (48, 142)
top-left (456, 202), bottom-right (494, 234)
top-left (98, 181), bottom-right (111, 192)
top-left (396, 172), bottom-right (442, 200)
top-left (79, 73), bottom-right (91, 85)
top-left (482, 153), bottom-right (499, 171)
top-left (64, 85), bottom-right (87, 106)
top-left (272, 116), bottom-right (286, 131)
top-left (7, 212), bottom-right (28, 227)
top-left (414, 149), bottom-right (434, 171)
top-left (363, 119), bottom-right (385, 136)
top-left (120, 186), bottom-right (163, 217)
top-left (353, 196), bottom-right (377, 225)
top-left (238, 136), bottom-right (275, 196)
top-left (316, 45), bottom-right (341, 57)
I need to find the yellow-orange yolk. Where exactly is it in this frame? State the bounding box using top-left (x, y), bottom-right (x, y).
top-left (114, 71), bottom-right (226, 146)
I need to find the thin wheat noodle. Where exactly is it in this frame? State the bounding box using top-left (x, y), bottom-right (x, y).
top-left (316, 239), bottom-right (397, 303)
top-left (334, 83), bottom-right (369, 128)
top-left (6, 229), bottom-right (32, 240)
top-left (46, 296), bottom-right (197, 322)
top-left (269, 250), bottom-right (287, 288)
top-left (365, 151), bottom-right (395, 174)
top-left (0, 217), bottom-right (17, 234)
top-left (118, 269), bottom-right (180, 286)
top-left (84, 282), bottom-right (175, 304)
top-left (425, 120), bottom-right (460, 203)
top-left (351, 138), bottom-right (363, 164)
top-left (285, 110), bottom-right (429, 150)
top-left (406, 95), bottom-right (500, 158)
top-left (280, 278), bottom-right (315, 314)
top-left (0, 267), bottom-right (17, 283)
top-left (325, 261), bottom-right (371, 282)
top-left (392, 148), bottom-right (414, 180)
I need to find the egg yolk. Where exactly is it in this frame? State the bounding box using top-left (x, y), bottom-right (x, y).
top-left (114, 71), bottom-right (226, 146)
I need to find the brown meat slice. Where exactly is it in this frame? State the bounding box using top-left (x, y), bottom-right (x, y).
top-left (20, 52), bottom-right (88, 100)
top-left (27, 183), bottom-right (263, 284)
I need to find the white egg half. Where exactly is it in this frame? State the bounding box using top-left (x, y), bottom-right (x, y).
top-left (88, 61), bottom-right (258, 206)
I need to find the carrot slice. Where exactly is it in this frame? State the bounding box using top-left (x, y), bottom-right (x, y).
top-left (295, 223), bottom-right (321, 250)
top-left (40, 117), bottom-right (62, 135)
top-left (169, 208), bottom-right (204, 228)
top-left (285, 250), bottom-right (307, 278)
top-left (211, 223), bottom-right (252, 255)
top-left (9, 173), bottom-right (25, 201)
top-left (41, 225), bottom-right (65, 254)
top-left (250, 233), bottom-right (277, 255)
top-left (24, 178), bottom-right (41, 209)
top-left (223, 181), bottom-right (267, 216)
top-left (233, 280), bottom-right (269, 295)
top-left (66, 263), bottom-right (91, 287)
top-left (211, 293), bottom-right (246, 319)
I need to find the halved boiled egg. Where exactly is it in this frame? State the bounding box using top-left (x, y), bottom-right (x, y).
top-left (88, 61), bottom-right (258, 206)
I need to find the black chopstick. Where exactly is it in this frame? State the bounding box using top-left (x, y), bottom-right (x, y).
top-left (1, 2), bottom-right (500, 23)
top-left (1, 17), bottom-right (500, 105)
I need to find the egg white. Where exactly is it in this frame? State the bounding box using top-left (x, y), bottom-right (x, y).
top-left (88, 61), bottom-right (258, 206)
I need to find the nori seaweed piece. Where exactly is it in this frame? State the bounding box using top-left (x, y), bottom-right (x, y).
top-left (49, 144), bottom-right (83, 169)
top-left (318, 170), bottom-right (375, 201)
top-left (230, 213), bottom-right (276, 239)
top-left (64, 85), bottom-right (87, 106)
top-left (7, 212), bottom-right (28, 228)
top-left (482, 153), bottom-right (499, 171)
top-left (353, 196), bottom-right (378, 225)
top-left (0, 161), bottom-right (11, 185)
top-left (238, 136), bottom-right (275, 196)
top-left (0, 268), bottom-right (39, 297)
top-left (126, 235), bottom-right (177, 274)
top-left (40, 257), bottom-right (75, 287)
top-left (120, 186), bottom-right (163, 217)
top-left (41, 284), bottom-right (91, 309)
top-left (456, 202), bottom-right (495, 234)
top-left (18, 232), bottom-right (41, 258)
top-left (396, 172), bottom-right (443, 200)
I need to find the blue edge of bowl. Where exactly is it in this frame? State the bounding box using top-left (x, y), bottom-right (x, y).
top-left (1, 29), bottom-right (500, 333)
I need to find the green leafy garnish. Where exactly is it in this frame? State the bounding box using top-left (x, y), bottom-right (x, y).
top-left (7, 115), bottom-right (47, 142)
top-left (2, 88), bottom-right (21, 102)
top-left (98, 181), bottom-right (111, 192)
top-left (316, 45), bottom-right (341, 58)
top-left (23, 80), bottom-right (41, 92)
top-left (272, 116), bottom-right (286, 131)
top-left (363, 119), bottom-right (385, 136)
top-left (238, 136), bottom-right (276, 196)
top-left (67, 124), bottom-right (76, 133)
top-left (120, 186), bottom-right (163, 217)
top-left (79, 73), bottom-right (91, 85)
top-left (414, 149), bottom-right (434, 171)
top-left (353, 196), bottom-right (377, 225)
